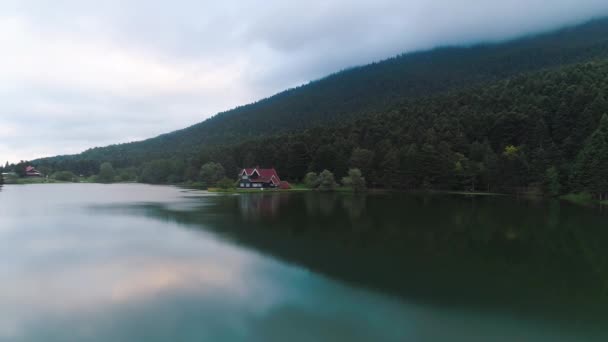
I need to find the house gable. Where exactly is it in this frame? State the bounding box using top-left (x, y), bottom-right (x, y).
top-left (238, 167), bottom-right (282, 188)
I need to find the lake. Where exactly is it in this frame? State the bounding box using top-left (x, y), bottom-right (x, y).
top-left (1, 183), bottom-right (607, 341)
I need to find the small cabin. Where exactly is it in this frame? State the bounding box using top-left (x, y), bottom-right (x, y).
top-left (25, 166), bottom-right (42, 177)
top-left (238, 167), bottom-right (281, 189)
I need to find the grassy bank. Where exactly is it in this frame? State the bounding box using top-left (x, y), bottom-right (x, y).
top-left (207, 186), bottom-right (312, 193)
top-left (4, 177), bottom-right (65, 185)
top-left (560, 192), bottom-right (608, 206)
top-left (439, 190), bottom-right (505, 197)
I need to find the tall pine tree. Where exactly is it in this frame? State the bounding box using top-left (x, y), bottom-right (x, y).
top-left (572, 114), bottom-right (608, 199)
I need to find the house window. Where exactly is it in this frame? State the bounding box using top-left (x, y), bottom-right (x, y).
top-left (240, 183), bottom-right (245, 187)
top-left (242, 176), bottom-right (248, 179)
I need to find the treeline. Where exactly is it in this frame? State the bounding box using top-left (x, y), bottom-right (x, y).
top-left (17, 59), bottom-right (608, 197)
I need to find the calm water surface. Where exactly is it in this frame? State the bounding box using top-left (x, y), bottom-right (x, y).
top-left (1, 183), bottom-right (607, 341)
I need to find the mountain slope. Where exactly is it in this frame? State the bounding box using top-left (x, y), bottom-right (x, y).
top-left (196, 58), bottom-right (608, 193)
top-left (42, 17), bottom-right (608, 164)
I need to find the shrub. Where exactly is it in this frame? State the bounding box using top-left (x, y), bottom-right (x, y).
top-left (52, 171), bottom-right (77, 182)
top-left (98, 162), bottom-right (115, 183)
top-left (318, 170), bottom-right (337, 191)
top-left (342, 168), bottom-right (366, 192)
top-left (200, 162), bottom-right (225, 187)
top-left (304, 172), bottom-right (320, 188)
top-left (217, 177), bottom-right (235, 190)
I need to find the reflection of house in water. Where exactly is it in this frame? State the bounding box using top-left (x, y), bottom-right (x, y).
top-left (238, 194), bottom-right (287, 221)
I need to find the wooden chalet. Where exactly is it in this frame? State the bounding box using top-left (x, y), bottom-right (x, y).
top-left (238, 167), bottom-right (281, 189)
top-left (25, 166), bottom-right (43, 177)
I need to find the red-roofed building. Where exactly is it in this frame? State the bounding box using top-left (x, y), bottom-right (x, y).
top-left (238, 167), bottom-right (282, 189)
top-left (25, 166), bottom-right (43, 177)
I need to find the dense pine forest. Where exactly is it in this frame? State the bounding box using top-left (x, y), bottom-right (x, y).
top-left (4, 18), bottom-right (608, 197)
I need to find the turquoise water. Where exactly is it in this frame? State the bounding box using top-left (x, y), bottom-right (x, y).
top-left (0, 184), bottom-right (607, 341)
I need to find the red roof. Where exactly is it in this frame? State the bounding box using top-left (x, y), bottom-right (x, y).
top-left (26, 166), bottom-right (35, 172)
top-left (241, 167), bottom-right (281, 185)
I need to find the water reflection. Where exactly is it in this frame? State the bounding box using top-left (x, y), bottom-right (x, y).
top-left (2, 185), bottom-right (446, 342)
top-left (126, 192), bottom-right (608, 322)
top-left (2, 184), bottom-right (608, 341)
top-left (238, 193), bottom-right (288, 221)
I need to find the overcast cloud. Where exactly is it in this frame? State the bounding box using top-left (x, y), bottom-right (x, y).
top-left (1, 0), bottom-right (608, 163)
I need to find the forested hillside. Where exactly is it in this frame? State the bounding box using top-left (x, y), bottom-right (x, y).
top-left (187, 59), bottom-right (608, 195)
top-left (36, 17), bottom-right (608, 164)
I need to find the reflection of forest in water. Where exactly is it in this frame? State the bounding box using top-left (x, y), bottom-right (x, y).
top-left (128, 192), bottom-right (608, 323)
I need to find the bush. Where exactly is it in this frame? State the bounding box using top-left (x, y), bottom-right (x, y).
top-left (98, 162), bottom-right (115, 183)
top-left (318, 170), bottom-right (337, 191)
top-left (342, 168), bottom-right (366, 192)
top-left (304, 172), bottom-right (320, 188)
top-left (200, 162), bottom-right (225, 187)
top-left (117, 167), bottom-right (138, 182)
top-left (139, 160), bottom-right (174, 184)
top-left (217, 177), bottom-right (235, 190)
top-left (52, 171), bottom-right (77, 182)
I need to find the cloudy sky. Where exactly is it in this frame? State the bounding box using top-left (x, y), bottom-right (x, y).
top-left (2, 0), bottom-right (608, 164)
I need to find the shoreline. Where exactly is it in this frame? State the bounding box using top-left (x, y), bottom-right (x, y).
top-left (8, 181), bottom-right (607, 207)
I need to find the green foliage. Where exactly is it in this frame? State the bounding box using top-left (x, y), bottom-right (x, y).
top-left (502, 145), bottom-right (519, 160)
top-left (561, 192), bottom-right (594, 205)
top-left (117, 167), bottom-right (138, 182)
top-left (14, 163), bottom-right (27, 178)
top-left (140, 160), bottom-right (175, 184)
top-left (571, 114), bottom-right (608, 197)
top-left (304, 172), bottom-right (320, 189)
top-left (318, 170), bottom-right (337, 191)
top-left (98, 162), bottom-right (115, 183)
top-left (342, 168), bottom-right (366, 192)
top-left (52, 171), bottom-right (77, 182)
top-left (350, 148), bottom-right (375, 179)
top-left (199, 162), bottom-right (225, 187)
top-left (545, 167), bottom-right (561, 196)
top-left (217, 177), bottom-right (235, 190)
top-left (287, 142), bottom-right (309, 181)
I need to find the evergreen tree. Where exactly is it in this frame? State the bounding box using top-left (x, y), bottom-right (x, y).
top-left (544, 166), bottom-right (561, 196)
top-left (349, 148), bottom-right (375, 177)
top-left (572, 114), bottom-right (608, 199)
top-left (98, 162), bottom-right (115, 183)
top-left (200, 162), bottom-right (226, 187)
top-left (287, 141), bottom-right (310, 181)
